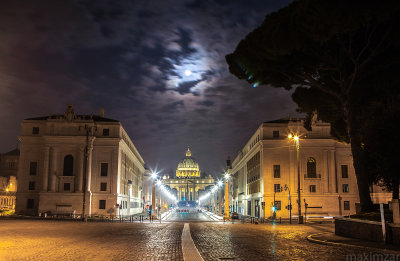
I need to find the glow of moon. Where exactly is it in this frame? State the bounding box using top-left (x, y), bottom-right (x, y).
top-left (184, 69), bottom-right (192, 76)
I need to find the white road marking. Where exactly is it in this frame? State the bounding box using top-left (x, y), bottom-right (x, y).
top-left (181, 223), bottom-right (204, 261)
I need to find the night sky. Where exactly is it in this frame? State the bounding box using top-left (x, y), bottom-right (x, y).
top-left (0, 0), bottom-right (297, 175)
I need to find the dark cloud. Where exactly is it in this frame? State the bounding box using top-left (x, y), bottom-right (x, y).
top-left (0, 0), bottom-right (295, 175)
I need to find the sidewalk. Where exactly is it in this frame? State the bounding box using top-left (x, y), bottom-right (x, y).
top-left (307, 232), bottom-right (400, 252)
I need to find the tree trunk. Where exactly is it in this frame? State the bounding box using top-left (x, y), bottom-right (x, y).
top-left (393, 176), bottom-right (399, 200)
top-left (345, 104), bottom-right (374, 212)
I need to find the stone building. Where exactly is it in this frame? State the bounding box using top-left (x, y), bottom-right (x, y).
top-left (162, 147), bottom-right (214, 204)
top-left (231, 117), bottom-right (391, 219)
top-left (16, 105), bottom-right (145, 217)
top-left (0, 148), bottom-right (19, 212)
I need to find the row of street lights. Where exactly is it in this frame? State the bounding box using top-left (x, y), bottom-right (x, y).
top-left (198, 172), bottom-right (231, 220)
top-left (148, 132), bottom-right (302, 223)
top-left (150, 171), bottom-right (177, 219)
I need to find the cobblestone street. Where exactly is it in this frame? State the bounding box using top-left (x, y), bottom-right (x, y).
top-left (0, 219), bottom-right (397, 261)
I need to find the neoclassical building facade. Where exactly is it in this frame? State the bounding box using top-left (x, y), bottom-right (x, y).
top-left (231, 117), bottom-right (391, 219)
top-left (162, 147), bottom-right (214, 202)
top-left (16, 105), bottom-right (145, 216)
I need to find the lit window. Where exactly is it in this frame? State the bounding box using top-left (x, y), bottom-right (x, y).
top-left (274, 200), bottom-right (281, 210)
top-left (343, 184), bottom-right (349, 193)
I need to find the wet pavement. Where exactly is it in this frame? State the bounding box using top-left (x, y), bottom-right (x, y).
top-left (0, 218), bottom-right (398, 261)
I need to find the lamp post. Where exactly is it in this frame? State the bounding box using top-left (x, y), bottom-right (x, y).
top-left (288, 134), bottom-right (303, 224)
top-left (224, 173), bottom-right (230, 220)
top-left (284, 184), bottom-right (292, 224)
top-left (150, 172), bottom-right (158, 219)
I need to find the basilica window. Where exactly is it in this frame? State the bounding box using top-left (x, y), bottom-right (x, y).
top-left (273, 130), bottom-right (280, 139)
top-left (102, 129), bottom-right (109, 136)
top-left (63, 155), bottom-right (74, 176)
top-left (306, 158), bottom-right (317, 178)
top-left (309, 185), bottom-right (316, 192)
top-left (343, 184), bottom-right (349, 193)
top-left (100, 182), bottom-right (107, 191)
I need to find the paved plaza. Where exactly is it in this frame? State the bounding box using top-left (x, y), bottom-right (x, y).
top-left (0, 216), bottom-right (398, 261)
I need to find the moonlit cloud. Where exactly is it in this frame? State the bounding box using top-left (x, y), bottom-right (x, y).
top-left (0, 0), bottom-right (295, 175)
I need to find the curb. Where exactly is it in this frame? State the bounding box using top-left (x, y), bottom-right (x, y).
top-left (306, 232), bottom-right (400, 253)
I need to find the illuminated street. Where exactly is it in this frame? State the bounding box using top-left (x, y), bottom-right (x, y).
top-left (0, 219), bottom-right (396, 261)
top-left (167, 211), bottom-right (214, 222)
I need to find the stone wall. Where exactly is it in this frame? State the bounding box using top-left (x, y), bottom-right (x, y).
top-left (335, 218), bottom-right (386, 243)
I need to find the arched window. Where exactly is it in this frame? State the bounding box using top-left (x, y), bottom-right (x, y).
top-left (307, 157), bottom-right (316, 178)
top-left (63, 155), bottom-right (74, 176)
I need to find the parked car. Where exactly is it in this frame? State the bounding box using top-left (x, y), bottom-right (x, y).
top-left (231, 212), bottom-right (239, 219)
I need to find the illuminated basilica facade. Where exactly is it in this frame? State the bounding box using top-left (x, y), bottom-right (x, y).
top-left (163, 147), bottom-right (214, 202)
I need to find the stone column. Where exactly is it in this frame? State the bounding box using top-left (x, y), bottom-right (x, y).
top-left (49, 148), bottom-right (58, 192)
top-left (42, 146), bottom-right (50, 192)
top-left (77, 147), bottom-right (84, 192)
top-left (323, 150), bottom-right (329, 193)
top-left (329, 150), bottom-right (337, 193)
top-left (86, 142), bottom-right (94, 192)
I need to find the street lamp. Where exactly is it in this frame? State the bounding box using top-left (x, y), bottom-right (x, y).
top-left (150, 171), bottom-right (158, 219)
top-left (288, 134), bottom-right (303, 224)
top-left (224, 173), bottom-right (230, 220)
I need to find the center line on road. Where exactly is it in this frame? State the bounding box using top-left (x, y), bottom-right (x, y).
top-left (181, 223), bottom-right (204, 261)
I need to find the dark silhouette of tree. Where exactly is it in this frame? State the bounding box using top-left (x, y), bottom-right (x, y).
top-left (226, 0), bottom-right (400, 210)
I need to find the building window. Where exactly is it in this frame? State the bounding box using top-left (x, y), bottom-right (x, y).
top-left (100, 163), bottom-right (108, 176)
top-left (273, 130), bottom-right (280, 139)
top-left (274, 184), bottom-right (281, 193)
top-left (64, 183), bottom-right (71, 191)
top-left (344, 201), bottom-right (350, 210)
top-left (307, 157), bottom-right (317, 178)
top-left (28, 181), bottom-right (35, 190)
top-left (8, 162), bottom-right (15, 168)
top-left (29, 162), bottom-right (37, 175)
top-left (310, 185), bottom-right (316, 192)
top-left (99, 200), bottom-right (106, 209)
top-left (63, 155), bottom-right (74, 176)
top-left (100, 182), bottom-right (107, 191)
top-left (32, 127), bottom-right (39, 134)
top-left (343, 184), bottom-right (349, 193)
top-left (273, 165), bottom-right (280, 178)
top-left (274, 200), bottom-right (281, 210)
top-left (341, 165), bottom-right (349, 178)
top-left (27, 199), bottom-right (34, 209)
top-left (102, 129), bottom-right (109, 136)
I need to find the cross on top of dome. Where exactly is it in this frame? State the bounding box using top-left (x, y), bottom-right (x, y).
top-left (186, 146), bottom-right (191, 157)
